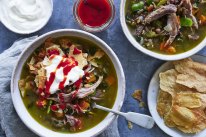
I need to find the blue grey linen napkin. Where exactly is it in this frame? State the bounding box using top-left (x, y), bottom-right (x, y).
top-left (0, 37), bottom-right (120, 137)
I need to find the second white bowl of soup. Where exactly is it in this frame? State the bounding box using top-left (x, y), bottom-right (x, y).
top-left (120, 0), bottom-right (206, 61)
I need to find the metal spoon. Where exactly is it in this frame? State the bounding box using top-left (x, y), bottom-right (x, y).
top-left (92, 102), bottom-right (155, 129)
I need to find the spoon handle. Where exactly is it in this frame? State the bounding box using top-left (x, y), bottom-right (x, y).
top-left (95, 104), bottom-right (125, 116)
top-left (95, 104), bottom-right (155, 129)
top-left (124, 112), bottom-right (155, 129)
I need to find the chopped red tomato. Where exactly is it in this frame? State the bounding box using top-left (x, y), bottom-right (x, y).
top-left (59, 104), bottom-right (66, 110)
top-left (51, 104), bottom-right (66, 111)
top-left (47, 49), bottom-right (60, 56)
top-left (50, 105), bottom-right (57, 111)
top-left (73, 47), bottom-right (82, 55)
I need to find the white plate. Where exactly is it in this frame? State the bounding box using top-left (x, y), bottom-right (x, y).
top-left (147, 55), bottom-right (206, 137)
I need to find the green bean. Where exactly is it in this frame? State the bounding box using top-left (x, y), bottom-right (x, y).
top-left (131, 1), bottom-right (144, 12)
top-left (47, 100), bottom-right (53, 114)
top-left (180, 17), bottom-right (193, 27)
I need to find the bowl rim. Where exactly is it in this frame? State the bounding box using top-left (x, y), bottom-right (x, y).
top-left (120, 0), bottom-right (206, 61)
top-left (0, 0), bottom-right (53, 34)
top-left (11, 29), bottom-right (125, 137)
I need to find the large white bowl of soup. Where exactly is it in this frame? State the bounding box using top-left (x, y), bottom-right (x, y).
top-left (120, 0), bottom-right (206, 61)
top-left (11, 29), bottom-right (125, 137)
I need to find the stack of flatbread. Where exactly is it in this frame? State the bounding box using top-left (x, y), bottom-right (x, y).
top-left (157, 58), bottom-right (206, 133)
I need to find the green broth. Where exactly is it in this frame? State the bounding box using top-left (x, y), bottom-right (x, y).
top-left (20, 36), bottom-right (118, 133)
top-left (125, 1), bottom-right (206, 54)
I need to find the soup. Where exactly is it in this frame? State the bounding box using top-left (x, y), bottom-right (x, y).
top-left (125, 0), bottom-right (206, 54)
top-left (18, 37), bottom-right (117, 133)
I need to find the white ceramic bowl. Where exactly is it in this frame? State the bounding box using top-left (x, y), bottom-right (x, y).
top-left (11, 29), bottom-right (125, 137)
top-left (0, 0), bottom-right (53, 34)
top-left (120, 0), bottom-right (206, 61)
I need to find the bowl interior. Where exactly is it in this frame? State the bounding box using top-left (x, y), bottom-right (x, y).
top-left (120, 0), bottom-right (206, 61)
top-left (11, 29), bottom-right (125, 137)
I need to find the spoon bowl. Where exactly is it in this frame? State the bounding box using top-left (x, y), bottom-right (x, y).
top-left (92, 102), bottom-right (155, 129)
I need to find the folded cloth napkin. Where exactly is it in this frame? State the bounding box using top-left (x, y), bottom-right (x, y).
top-left (0, 37), bottom-right (120, 137)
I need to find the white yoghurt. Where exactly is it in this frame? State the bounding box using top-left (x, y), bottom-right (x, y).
top-left (0, 0), bottom-right (52, 33)
top-left (44, 55), bottom-right (85, 94)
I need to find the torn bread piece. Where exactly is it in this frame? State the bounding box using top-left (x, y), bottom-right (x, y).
top-left (174, 58), bottom-right (206, 93)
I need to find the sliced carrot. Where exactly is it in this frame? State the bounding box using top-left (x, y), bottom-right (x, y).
top-left (159, 42), bottom-right (165, 51)
top-left (79, 101), bottom-right (90, 110)
top-left (199, 15), bottom-right (206, 25)
top-left (166, 46), bottom-right (176, 54)
top-left (105, 75), bottom-right (115, 86)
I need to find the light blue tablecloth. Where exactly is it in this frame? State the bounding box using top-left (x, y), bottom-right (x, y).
top-left (0, 0), bottom-right (205, 137)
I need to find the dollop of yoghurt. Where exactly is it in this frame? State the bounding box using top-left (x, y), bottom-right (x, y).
top-left (0, 0), bottom-right (52, 33)
top-left (43, 55), bottom-right (84, 94)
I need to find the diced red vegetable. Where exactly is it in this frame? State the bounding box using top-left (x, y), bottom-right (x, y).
top-left (50, 104), bottom-right (58, 111)
top-left (73, 47), bottom-right (82, 55)
top-left (47, 49), bottom-right (60, 56)
top-left (51, 104), bottom-right (66, 112)
top-left (59, 104), bottom-right (66, 110)
top-left (38, 87), bottom-right (50, 98)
